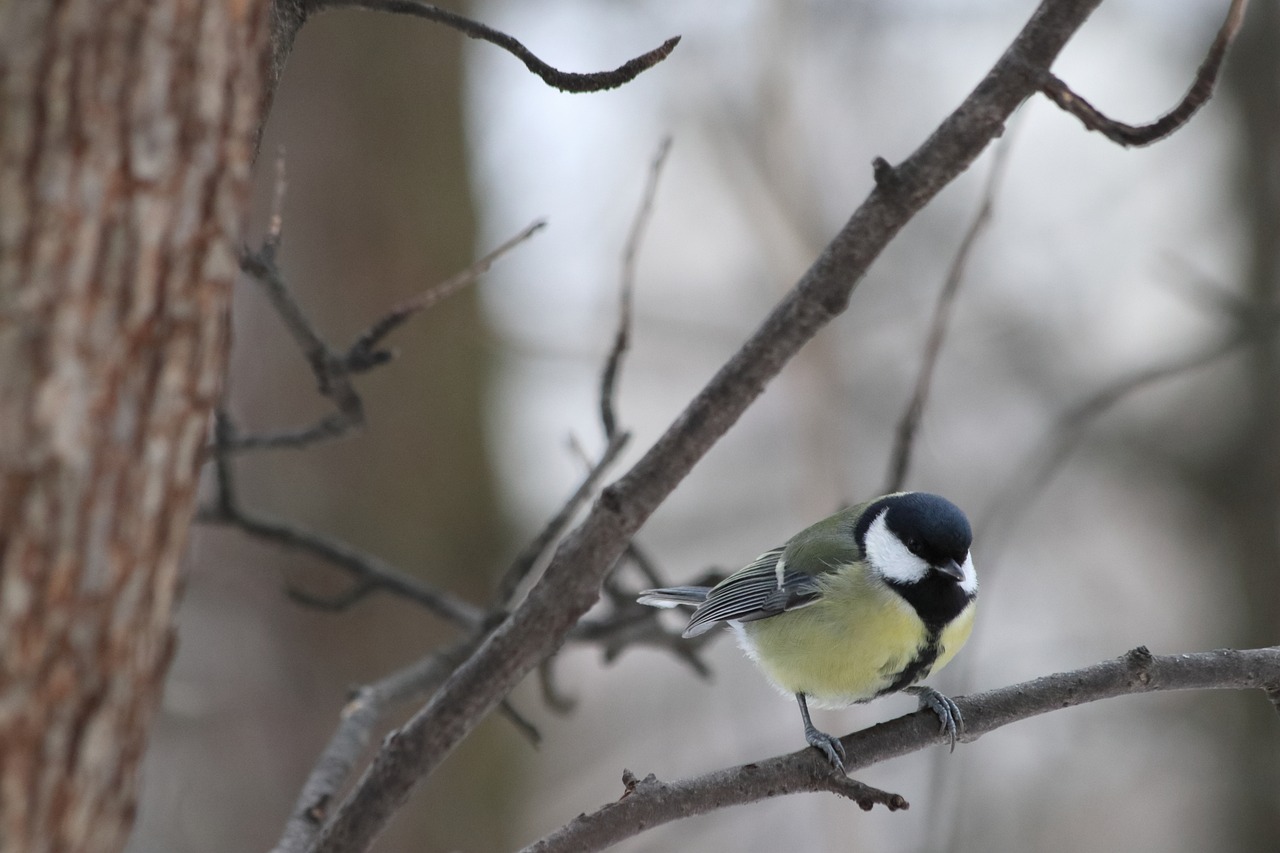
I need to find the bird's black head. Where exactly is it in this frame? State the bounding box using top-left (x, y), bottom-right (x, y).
top-left (855, 492), bottom-right (976, 627)
top-left (880, 492), bottom-right (971, 568)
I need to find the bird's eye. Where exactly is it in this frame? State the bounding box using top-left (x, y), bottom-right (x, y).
top-left (904, 536), bottom-right (921, 554)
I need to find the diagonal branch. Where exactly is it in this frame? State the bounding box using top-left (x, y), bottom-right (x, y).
top-left (315, 0), bottom-right (679, 93)
top-left (1036, 0), bottom-right (1248, 147)
top-left (520, 646), bottom-right (1280, 853)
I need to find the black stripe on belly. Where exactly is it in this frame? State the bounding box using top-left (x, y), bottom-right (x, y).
top-left (877, 578), bottom-right (974, 698)
top-left (879, 629), bottom-right (942, 697)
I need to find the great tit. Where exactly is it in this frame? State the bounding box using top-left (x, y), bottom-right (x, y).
top-left (638, 491), bottom-right (977, 771)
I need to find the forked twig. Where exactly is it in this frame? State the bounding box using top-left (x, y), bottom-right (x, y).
top-left (232, 213), bottom-right (545, 453)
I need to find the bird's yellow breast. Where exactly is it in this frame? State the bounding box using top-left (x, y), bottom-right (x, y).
top-left (735, 566), bottom-right (975, 709)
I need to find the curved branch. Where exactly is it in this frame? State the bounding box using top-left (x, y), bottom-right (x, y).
top-left (316, 0), bottom-right (680, 93)
top-left (1037, 0), bottom-right (1248, 147)
top-left (521, 646), bottom-right (1280, 853)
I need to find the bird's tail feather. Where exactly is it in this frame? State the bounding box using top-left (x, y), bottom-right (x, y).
top-left (636, 586), bottom-right (711, 609)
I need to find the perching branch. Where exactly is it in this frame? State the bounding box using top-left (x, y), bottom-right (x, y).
top-left (520, 646), bottom-right (1280, 853)
top-left (309, 3), bottom-right (1157, 850)
top-left (1036, 0), bottom-right (1248, 147)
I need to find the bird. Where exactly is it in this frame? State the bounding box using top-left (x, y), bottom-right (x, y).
top-left (637, 491), bottom-right (977, 771)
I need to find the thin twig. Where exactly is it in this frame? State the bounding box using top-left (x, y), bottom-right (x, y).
top-left (318, 0), bottom-right (680, 93)
top-left (495, 432), bottom-right (631, 606)
top-left (231, 219), bottom-right (546, 453)
top-left (348, 219), bottom-right (547, 369)
top-left (602, 138), bottom-right (672, 440)
top-left (570, 612), bottom-right (714, 678)
top-left (199, 499), bottom-right (484, 627)
top-left (537, 657), bottom-right (578, 715)
top-left (519, 646), bottom-right (1280, 853)
top-left (884, 137), bottom-right (1013, 493)
top-left (201, 412), bottom-right (485, 628)
top-left (1036, 0), bottom-right (1248, 147)
top-left (269, 635), bottom-right (484, 853)
top-left (497, 699), bottom-right (542, 747)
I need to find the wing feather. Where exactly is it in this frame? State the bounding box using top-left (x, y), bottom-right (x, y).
top-left (682, 547), bottom-right (825, 637)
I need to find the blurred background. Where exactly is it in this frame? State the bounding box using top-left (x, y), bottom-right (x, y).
top-left (127, 0), bottom-right (1278, 850)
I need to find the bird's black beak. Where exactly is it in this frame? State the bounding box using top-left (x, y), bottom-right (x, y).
top-left (936, 559), bottom-right (965, 580)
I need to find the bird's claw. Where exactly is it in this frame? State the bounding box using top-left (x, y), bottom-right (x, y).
top-left (906, 686), bottom-right (963, 752)
top-left (804, 726), bottom-right (846, 772)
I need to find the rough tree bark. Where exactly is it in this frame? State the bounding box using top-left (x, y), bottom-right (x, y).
top-left (0, 3), bottom-right (272, 851)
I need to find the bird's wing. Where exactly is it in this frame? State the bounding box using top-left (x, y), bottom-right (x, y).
top-left (682, 547), bottom-right (824, 637)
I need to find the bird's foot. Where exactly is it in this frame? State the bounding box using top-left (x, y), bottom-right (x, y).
top-left (905, 686), bottom-right (963, 752)
top-left (804, 724), bottom-right (846, 772)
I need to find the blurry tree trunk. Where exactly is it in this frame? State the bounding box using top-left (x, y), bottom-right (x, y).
top-left (0, 3), bottom-right (271, 851)
top-left (1217, 2), bottom-right (1280, 849)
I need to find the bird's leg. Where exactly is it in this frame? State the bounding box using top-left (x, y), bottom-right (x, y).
top-left (905, 685), bottom-right (963, 752)
top-left (796, 693), bottom-right (845, 771)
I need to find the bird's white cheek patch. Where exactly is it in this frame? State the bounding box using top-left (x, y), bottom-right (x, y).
top-left (959, 553), bottom-right (978, 595)
top-left (863, 511), bottom-right (929, 584)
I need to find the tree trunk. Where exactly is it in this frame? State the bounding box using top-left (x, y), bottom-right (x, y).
top-left (0, 2), bottom-right (271, 851)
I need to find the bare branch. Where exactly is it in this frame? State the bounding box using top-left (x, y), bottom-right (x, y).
top-left (315, 0), bottom-right (679, 93)
top-left (601, 138), bottom-right (672, 440)
top-left (308, 4), bottom-right (1250, 850)
top-left (232, 218), bottom-right (545, 453)
top-left (270, 635), bottom-right (483, 853)
top-left (884, 137), bottom-right (1013, 493)
top-left (495, 431), bottom-right (631, 606)
top-left (1037, 0), bottom-right (1248, 147)
top-left (201, 412), bottom-right (485, 629)
top-left (348, 219), bottom-right (546, 368)
top-left (286, 580), bottom-right (377, 612)
top-left (570, 611), bottom-right (714, 679)
top-left (536, 656), bottom-right (578, 715)
top-left (520, 646), bottom-right (1280, 853)
top-left (567, 436), bottom-right (671, 592)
